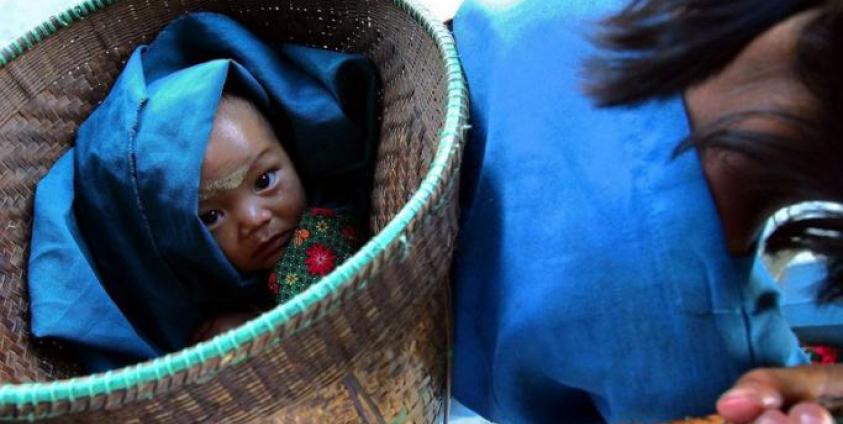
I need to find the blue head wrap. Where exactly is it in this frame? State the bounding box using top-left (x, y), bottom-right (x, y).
top-left (28, 13), bottom-right (379, 371)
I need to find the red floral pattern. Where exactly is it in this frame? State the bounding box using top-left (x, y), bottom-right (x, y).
top-left (812, 346), bottom-right (838, 364)
top-left (272, 207), bottom-right (360, 304)
top-left (341, 225), bottom-right (357, 243)
top-left (293, 228), bottom-right (310, 246)
top-left (309, 207), bottom-right (336, 217)
top-left (305, 243), bottom-right (337, 276)
top-left (267, 272), bottom-right (279, 295)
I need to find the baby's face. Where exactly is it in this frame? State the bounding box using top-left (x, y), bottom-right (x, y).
top-left (199, 96), bottom-right (306, 273)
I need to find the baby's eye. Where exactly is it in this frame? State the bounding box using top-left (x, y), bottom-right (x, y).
top-left (254, 170), bottom-right (278, 191)
top-left (200, 210), bottom-right (223, 228)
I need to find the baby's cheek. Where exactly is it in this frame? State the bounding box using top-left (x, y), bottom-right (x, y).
top-left (212, 230), bottom-right (238, 258)
top-left (290, 192), bottom-right (307, 218)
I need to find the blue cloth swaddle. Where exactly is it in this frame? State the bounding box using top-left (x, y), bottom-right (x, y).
top-left (28, 13), bottom-right (379, 372)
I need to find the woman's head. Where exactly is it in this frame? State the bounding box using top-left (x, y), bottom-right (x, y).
top-left (587, 0), bottom-right (843, 301)
top-left (199, 94), bottom-right (306, 273)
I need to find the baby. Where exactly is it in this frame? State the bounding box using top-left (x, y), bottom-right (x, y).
top-left (27, 12), bottom-right (378, 371)
top-left (198, 94), bottom-right (307, 277)
top-left (191, 93), bottom-right (360, 342)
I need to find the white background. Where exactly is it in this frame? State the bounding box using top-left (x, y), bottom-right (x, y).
top-left (0, 0), bottom-right (464, 46)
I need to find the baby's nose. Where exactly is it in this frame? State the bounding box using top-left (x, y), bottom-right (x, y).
top-left (240, 203), bottom-right (272, 234)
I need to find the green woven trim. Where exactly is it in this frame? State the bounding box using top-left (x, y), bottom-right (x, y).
top-left (0, 0), bottom-right (467, 417)
top-left (0, 0), bottom-right (117, 68)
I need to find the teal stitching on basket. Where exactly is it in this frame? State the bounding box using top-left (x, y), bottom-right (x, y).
top-left (103, 371), bottom-right (113, 394)
top-left (90, 373), bottom-right (105, 398)
top-left (151, 358), bottom-right (164, 381)
top-left (25, 388), bottom-right (36, 413)
top-left (85, 376), bottom-right (96, 402)
top-left (136, 361), bottom-right (155, 385)
top-left (398, 235), bottom-right (411, 260)
top-left (162, 356), bottom-right (175, 376)
top-left (390, 408), bottom-right (410, 424)
top-left (64, 379), bottom-right (76, 403)
top-left (32, 25), bottom-right (46, 43)
top-left (47, 382), bottom-right (57, 404)
top-left (56, 13), bottom-right (71, 27)
top-left (0, 0), bottom-right (468, 409)
top-left (171, 351), bottom-right (187, 373)
top-left (194, 341), bottom-right (207, 363)
top-left (34, 25), bottom-right (46, 42)
top-left (23, 32), bottom-right (35, 47)
top-left (433, 167), bottom-right (458, 214)
top-left (119, 371), bottom-right (131, 398)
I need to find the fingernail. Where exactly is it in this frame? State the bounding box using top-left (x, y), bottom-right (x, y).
top-left (797, 410), bottom-right (833, 424)
top-left (758, 393), bottom-right (781, 408)
top-left (756, 416), bottom-right (780, 424)
top-left (720, 388), bottom-right (759, 403)
top-left (720, 387), bottom-right (782, 410)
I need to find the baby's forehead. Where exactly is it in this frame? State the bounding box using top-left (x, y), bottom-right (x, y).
top-left (199, 164), bottom-right (249, 201)
top-left (199, 134), bottom-right (258, 201)
top-left (215, 93), bottom-right (270, 124)
top-left (212, 94), bottom-right (289, 152)
top-left (199, 94), bottom-right (291, 200)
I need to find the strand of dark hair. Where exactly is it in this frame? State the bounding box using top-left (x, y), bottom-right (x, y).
top-left (585, 0), bottom-right (822, 106)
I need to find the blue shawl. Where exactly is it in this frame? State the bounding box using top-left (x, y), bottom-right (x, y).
top-left (28, 13), bottom-right (378, 372)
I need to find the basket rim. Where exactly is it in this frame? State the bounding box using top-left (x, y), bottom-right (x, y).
top-left (0, 0), bottom-right (468, 410)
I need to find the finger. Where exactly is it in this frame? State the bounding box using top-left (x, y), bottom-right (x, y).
top-left (717, 377), bottom-right (783, 423)
top-left (718, 366), bottom-right (843, 423)
top-left (753, 409), bottom-right (787, 424)
top-left (787, 402), bottom-right (833, 424)
top-left (740, 366), bottom-right (843, 404)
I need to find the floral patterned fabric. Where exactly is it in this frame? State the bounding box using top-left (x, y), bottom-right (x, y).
top-left (804, 345), bottom-right (840, 364)
top-left (268, 207), bottom-right (360, 304)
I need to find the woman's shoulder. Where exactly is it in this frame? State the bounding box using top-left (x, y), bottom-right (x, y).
top-left (452, 0), bottom-right (630, 113)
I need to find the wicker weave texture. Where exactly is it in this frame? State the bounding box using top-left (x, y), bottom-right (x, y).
top-left (0, 0), bottom-right (466, 422)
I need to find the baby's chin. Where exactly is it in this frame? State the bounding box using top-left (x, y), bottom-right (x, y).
top-left (231, 249), bottom-right (285, 276)
top-left (263, 247), bottom-right (286, 269)
top-left (252, 245), bottom-right (287, 273)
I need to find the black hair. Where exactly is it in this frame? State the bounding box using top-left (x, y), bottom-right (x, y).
top-left (587, 0), bottom-right (843, 302)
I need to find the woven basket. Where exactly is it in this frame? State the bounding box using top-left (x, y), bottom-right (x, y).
top-left (0, 0), bottom-right (468, 422)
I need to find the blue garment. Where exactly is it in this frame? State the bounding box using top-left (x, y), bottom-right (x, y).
top-left (758, 258), bottom-right (843, 346)
top-left (28, 13), bottom-right (379, 372)
top-left (451, 1), bottom-right (805, 422)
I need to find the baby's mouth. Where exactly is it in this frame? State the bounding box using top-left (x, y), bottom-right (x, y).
top-left (255, 230), bottom-right (293, 260)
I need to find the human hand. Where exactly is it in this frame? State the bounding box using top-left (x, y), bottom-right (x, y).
top-left (716, 365), bottom-right (843, 423)
top-left (189, 310), bottom-right (262, 344)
